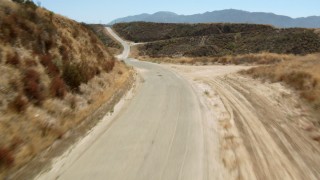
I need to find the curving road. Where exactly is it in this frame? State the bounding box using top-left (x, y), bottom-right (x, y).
top-left (36, 27), bottom-right (320, 180)
top-left (36, 28), bottom-right (210, 180)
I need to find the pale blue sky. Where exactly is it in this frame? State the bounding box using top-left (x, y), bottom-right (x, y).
top-left (39, 0), bottom-right (319, 24)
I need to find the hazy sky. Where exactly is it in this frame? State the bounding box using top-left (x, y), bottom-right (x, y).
top-left (39, 0), bottom-right (320, 24)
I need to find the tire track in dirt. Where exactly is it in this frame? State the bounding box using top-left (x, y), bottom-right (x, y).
top-left (169, 65), bottom-right (320, 180)
top-left (211, 77), bottom-right (303, 179)
top-left (218, 76), bottom-right (320, 179)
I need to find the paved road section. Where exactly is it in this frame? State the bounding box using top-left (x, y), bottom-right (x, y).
top-left (37, 28), bottom-right (209, 180)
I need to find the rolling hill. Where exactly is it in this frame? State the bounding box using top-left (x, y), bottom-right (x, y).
top-left (113, 22), bottom-right (320, 58)
top-left (109, 9), bottom-right (320, 28)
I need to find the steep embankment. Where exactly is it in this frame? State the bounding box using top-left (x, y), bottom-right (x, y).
top-left (86, 24), bottom-right (122, 54)
top-left (0, 1), bottom-right (132, 178)
top-left (113, 22), bottom-right (320, 64)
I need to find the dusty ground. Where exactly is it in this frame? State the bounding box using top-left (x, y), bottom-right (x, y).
top-left (168, 65), bottom-right (320, 180)
top-left (33, 28), bottom-right (320, 180)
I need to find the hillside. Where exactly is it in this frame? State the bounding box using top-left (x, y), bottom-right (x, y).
top-left (109, 9), bottom-right (320, 28)
top-left (0, 1), bottom-right (132, 178)
top-left (86, 24), bottom-right (122, 54)
top-left (113, 22), bottom-right (275, 42)
top-left (242, 54), bottom-right (320, 117)
top-left (113, 22), bottom-right (320, 59)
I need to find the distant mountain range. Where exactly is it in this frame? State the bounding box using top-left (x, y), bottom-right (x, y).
top-left (109, 9), bottom-right (320, 28)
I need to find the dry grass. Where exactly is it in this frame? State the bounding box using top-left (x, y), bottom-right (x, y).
top-left (0, 62), bottom-right (132, 179)
top-left (242, 54), bottom-right (320, 116)
top-left (23, 69), bottom-right (43, 105)
top-left (130, 45), bottom-right (141, 59)
top-left (0, 1), bottom-right (131, 178)
top-left (134, 52), bottom-right (293, 65)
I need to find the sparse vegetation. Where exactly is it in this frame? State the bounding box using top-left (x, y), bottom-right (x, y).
top-left (0, 1), bottom-right (131, 178)
top-left (62, 63), bottom-right (91, 90)
top-left (135, 52), bottom-right (292, 65)
top-left (114, 22), bottom-right (275, 42)
top-left (114, 22), bottom-right (320, 60)
top-left (242, 54), bottom-right (320, 116)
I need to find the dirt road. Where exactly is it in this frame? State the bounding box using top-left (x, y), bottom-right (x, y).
top-left (169, 65), bottom-right (320, 180)
top-left (36, 28), bottom-right (320, 180)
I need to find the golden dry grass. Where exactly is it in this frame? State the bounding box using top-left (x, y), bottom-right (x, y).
top-left (0, 61), bottom-right (133, 178)
top-left (0, 1), bottom-right (132, 178)
top-left (130, 45), bottom-right (141, 59)
top-left (133, 52), bottom-right (293, 65)
top-left (242, 54), bottom-right (320, 116)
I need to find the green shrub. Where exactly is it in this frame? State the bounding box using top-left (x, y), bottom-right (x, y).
top-left (62, 63), bottom-right (93, 90)
top-left (62, 63), bottom-right (85, 90)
